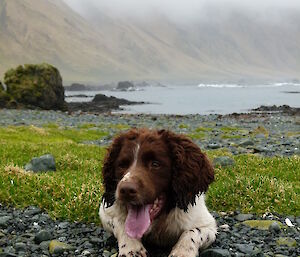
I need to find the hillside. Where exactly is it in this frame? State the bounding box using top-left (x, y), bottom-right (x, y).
top-left (0, 0), bottom-right (300, 83)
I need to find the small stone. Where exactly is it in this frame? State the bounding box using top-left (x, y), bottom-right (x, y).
top-left (269, 222), bottom-right (281, 233)
top-left (39, 241), bottom-right (51, 250)
top-left (239, 140), bottom-right (254, 147)
top-left (0, 253), bottom-right (18, 257)
top-left (213, 156), bottom-right (235, 167)
top-left (24, 154), bottom-right (56, 172)
top-left (235, 244), bottom-right (255, 254)
top-left (276, 237), bottom-right (297, 247)
top-left (34, 230), bottom-right (52, 244)
top-left (49, 240), bottom-right (74, 254)
top-left (103, 250), bottom-right (112, 257)
top-left (234, 214), bottom-right (253, 221)
top-left (14, 243), bottom-right (26, 252)
top-left (24, 206), bottom-right (42, 216)
top-left (200, 248), bottom-right (230, 257)
top-left (58, 222), bottom-right (69, 229)
top-left (81, 250), bottom-right (91, 256)
top-left (208, 143), bottom-right (222, 149)
top-left (219, 224), bottom-right (230, 231)
top-left (0, 216), bottom-right (12, 228)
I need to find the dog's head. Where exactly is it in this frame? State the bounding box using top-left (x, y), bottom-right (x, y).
top-left (102, 128), bottom-right (214, 238)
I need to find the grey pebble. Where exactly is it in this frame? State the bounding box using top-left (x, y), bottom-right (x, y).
top-left (34, 230), bottom-right (52, 244)
top-left (269, 222), bottom-right (281, 233)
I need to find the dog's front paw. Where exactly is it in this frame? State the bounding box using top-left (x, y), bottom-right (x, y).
top-left (118, 242), bottom-right (148, 257)
top-left (169, 248), bottom-right (196, 257)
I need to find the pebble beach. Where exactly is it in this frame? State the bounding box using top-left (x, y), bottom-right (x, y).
top-left (0, 108), bottom-right (299, 257)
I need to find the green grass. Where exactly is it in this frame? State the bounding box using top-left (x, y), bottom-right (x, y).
top-left (0, 126), bottom-right (107, 223)
top-left (206, 154), bottom-right (300, 215)
top-left (0, 125), bottom-right (299, 225)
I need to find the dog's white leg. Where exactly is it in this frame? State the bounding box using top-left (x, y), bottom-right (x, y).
top-left (169, 226), bottom-right (217, 257)
top-left (100, 203), bottom-right (148, 257)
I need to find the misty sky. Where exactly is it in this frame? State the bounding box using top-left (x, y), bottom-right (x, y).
top-left (64, 0), bottom-right (300, 22)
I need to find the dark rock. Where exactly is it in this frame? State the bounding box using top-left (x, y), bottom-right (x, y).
top-left (68, 94), bottom-right (144, 113)
top-left (0, 253), bottom-right (18, 257)
top-left (25, 154), bottom-right (56, 172)
top-left (4, 63), bottom-right (66, 110)
top-left (34, 230), bottom-right (52, 244)
top-left (213, 156), bottom-right (235, 167)
top-left (269, 222), bottom-right (281, 233)
top-left (200, 248), bottom-right (230, 257)
top-left (24, 206), bottom-right (42, 216)
top-left (14, 242), bottom-right (26, 252)
top-left (207, 143), bottom-right (222, 149)
top-left (252, 105), bottom-right (300, 115)
top-left (235, 244), bottom-right (255, 254)
top-left (0, 216), bottom-right (12, 228)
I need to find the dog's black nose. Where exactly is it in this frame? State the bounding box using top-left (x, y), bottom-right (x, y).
top-left (119, 182), bottom-right (138, 200)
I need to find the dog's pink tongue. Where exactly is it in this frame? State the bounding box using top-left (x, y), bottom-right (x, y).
top-left (125, 204), bottom-right (152, 239)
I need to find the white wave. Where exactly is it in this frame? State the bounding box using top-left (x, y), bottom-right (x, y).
top-left (273, 82), bottom-right (300, 87)
top-left (197, 83), bottom-right (244, 88)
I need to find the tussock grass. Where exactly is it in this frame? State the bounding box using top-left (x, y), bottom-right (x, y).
top-left (206, 154), bottom-right (300, 215)
top-left (0, 126), bottom-right (299, 225)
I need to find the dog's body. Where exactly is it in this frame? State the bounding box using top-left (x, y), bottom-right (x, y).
top-left (99, 129), bottom-right (217, 257)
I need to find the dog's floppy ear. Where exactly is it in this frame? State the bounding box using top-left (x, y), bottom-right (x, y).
top-left (102, 134), bottom-right (124, 207)
top-left (160, 130), bottom-right (214, 211)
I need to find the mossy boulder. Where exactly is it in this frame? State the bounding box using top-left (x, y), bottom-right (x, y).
top-left (49, 240), bottom-right (74, 254)
top-left (276, 237), bottom-right (297, 247)
top-left (0, 81), bottom-right (11, 108)
top-left (242, 220), bottom-right (283, 230)
top-left (4, 63), bottom-right (66, 110)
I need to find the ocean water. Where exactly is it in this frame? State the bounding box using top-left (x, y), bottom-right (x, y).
top-left (65, 83), bottom-right (300, 115)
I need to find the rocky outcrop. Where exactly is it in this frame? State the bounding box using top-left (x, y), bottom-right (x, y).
top-left (68, 93), bottom-right (144, 113)
top-left (3, 63), bottom-right (67, 110)
top-left (116, 81), bottom-right (135, 91)
top-left (252, 105), bottom-right (300, 115)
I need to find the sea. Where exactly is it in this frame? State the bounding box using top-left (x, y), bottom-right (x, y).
top-left (65, 83), bottom-right (300, 115)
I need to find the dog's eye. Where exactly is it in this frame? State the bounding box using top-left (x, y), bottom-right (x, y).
top-left (151, 160), bottom-right (161, 168)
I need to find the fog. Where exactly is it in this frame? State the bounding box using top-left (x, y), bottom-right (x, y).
top-left (63, 0), bottom-right (300, 23)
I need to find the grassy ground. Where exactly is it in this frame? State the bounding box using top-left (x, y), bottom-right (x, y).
top-left (0, 125), bottom-right (299, 224)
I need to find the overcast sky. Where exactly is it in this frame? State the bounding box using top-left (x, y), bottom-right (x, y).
top-left (63, 0), bottom-right (300, 23)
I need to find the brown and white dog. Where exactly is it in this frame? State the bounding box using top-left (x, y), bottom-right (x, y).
top-left (99, 128), bottom-right (217, 257)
